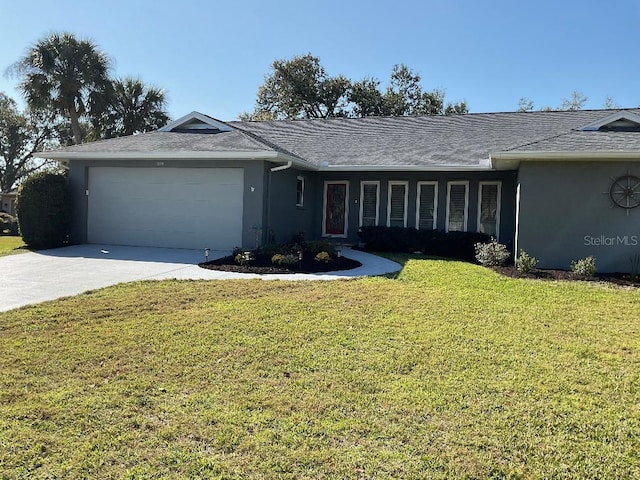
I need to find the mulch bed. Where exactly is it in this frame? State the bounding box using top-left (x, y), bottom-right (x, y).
top-left (492, 265), bottom-right (640, 288)
top-left (199, 254), bottom-right (361, 274)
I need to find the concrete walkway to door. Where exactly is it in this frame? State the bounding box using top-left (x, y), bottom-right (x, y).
top-left (0, 244), bottom-right (401, 312)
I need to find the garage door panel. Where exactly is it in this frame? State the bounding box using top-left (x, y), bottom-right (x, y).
top-left (88, 167), bottom-right (243, 249)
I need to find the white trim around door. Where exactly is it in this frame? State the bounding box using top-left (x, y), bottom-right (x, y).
top-left (322, 180), bottom-right (349, 237)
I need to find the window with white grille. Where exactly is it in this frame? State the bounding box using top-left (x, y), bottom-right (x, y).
top-left (446, 181), bottom-right (468, 232)
top-left (359, 181), bottom-right (379, 226)
top-left (478, 181), bottom-right (501, 239)
top-left (387, 181), bottom-right (408, 228)
top-left (416, 182), bottom-right (438, 230)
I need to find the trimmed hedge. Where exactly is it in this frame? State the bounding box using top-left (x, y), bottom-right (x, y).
top-left (358, 226), bottom-right (492, 262)
top-left (16, 171), bottom-right (71, 248)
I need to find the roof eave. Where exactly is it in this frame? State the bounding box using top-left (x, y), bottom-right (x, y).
top-left (33, 150), bottom-right (317, 169)
top-left (490, 150), bottom-right (640, 170)
top-left (318, 164), bottom-right (493, 172)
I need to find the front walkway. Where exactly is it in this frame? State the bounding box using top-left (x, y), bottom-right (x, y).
top-left (0, 244), bottom-right (401, 312)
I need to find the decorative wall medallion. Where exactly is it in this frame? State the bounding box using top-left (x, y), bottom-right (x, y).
top-left (608, 171), bottom-right (640, 213)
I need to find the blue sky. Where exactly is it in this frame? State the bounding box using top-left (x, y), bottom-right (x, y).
top-left (1, 0), bottom-right (639, 121)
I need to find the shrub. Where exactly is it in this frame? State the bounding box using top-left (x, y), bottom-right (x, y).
top-left (314, 251), bottom-right (332, 263)
top-left (16, 172), bottom-right (70, 248)
top-left (571, 256), bottom-right (596, 277)
top-left (306, 240), bottom-right (337, 256)
top-left (260, 242), bottom-right (290, 258)
top-left (474, 239), bottom-right (510, 266)
top-left (235, 251), bottom-right (253, 266)
top-left (272, 253), bottom-right (298, 265)
top-left (358, 226), bottom-right (492, 262)
top-left (516, 250), bottom-right (538, 273)
top-left (0, 212), bottom-right (18, 236)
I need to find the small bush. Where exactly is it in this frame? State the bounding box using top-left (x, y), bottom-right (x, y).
top-left (261, 243), bottom-right (290, 258)
top-left (235, 251), bottom-right (253, 266)
top-left (0, 212), bottom-right (18, 236)
top-left (272, 253), bottom-right (298, 265)
top-left (516, 250), bottom-right (538, 273)
top-left (474, 240), bottom-right (510, 266)
top-left (571, 256), bottom-right (596, 277)
top-left (314, 251), bottom-right (332, 263)
top-left (16, 171), bottom-right (70, 248)
top-left (306, 240), bottom-right (337, 257)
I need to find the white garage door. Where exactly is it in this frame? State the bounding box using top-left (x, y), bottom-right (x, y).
top-left (88, 167), bottom-right (244, 249)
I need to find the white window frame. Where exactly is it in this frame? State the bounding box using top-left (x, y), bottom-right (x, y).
top-left (445, 181), bottom-right (469, 232)
top-left (477, 181), bottom-right (502, 240)
top-left (322, 180), bottom-right (349, 238)
top-left (296, 176), bottom-right (305, 207)
top-left (387, 181), bottom-right (409, 228)
top-left (415, 181), bottom-right (438, 230)
top-left (359, 180), bottom-right (380, 227)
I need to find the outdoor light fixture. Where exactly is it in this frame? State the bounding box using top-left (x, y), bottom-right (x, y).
top-left (204, 247), bottom-right (210, 262)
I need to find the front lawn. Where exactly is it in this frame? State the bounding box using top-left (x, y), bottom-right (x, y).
top-left (0, 236), bottom-right (27, 256)
top-left (0, 256), bottom-right (639, 478)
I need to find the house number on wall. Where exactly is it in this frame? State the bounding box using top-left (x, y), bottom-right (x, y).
top-left (609, 172), bottom-right (640, 210)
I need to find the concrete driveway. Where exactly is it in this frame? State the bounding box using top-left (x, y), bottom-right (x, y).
top-left (0, 244), bottom-right (401, 312)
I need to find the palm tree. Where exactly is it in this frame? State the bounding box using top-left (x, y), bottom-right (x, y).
top-left (97, 77), bottom-right (169, 138)
top-left (15, 32), bottom-right (112, 144)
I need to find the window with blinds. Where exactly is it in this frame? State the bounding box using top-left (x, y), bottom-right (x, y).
top-left (478, 181), bottom-right (501, 239)
top-left (446, 181), bottom-right (468, 232)
top-left (387, 181), bottom-right (408, 228)
top-left (359, 181), bottom-right (379, 226)
top-left (296, 176), bottom-right (304, 207)
top-left (416, 182), bottom-right (438, 230)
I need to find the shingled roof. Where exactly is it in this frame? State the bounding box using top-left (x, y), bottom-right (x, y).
top-left (38, 108), bottom-right (640, 169)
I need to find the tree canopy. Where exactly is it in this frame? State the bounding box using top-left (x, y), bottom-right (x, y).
top-left (0, 93), bottom-right (55, 192)
top-left (92, 77), bottom-right (169, 139)
top-left (10, 32), bottom-right (170, 144)
top-left (517, 91), bottom-right (601, 112)
top-left (241, 54), bottom-right (468, 120)
top-left (13, 32), bottom-right (112, 144)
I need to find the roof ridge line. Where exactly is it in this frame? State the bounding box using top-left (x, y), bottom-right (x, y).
top-left (230, 107), bottom-right (639, 125)
top-left (503, 130), bottom-right (577, 152)
top-left (232, 125), bottom-right (306, 161)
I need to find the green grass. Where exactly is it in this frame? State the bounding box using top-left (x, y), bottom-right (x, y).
top-left (0, 236), bottom-right (27, 256)
top-left (0, 256), bottom-right (639, 478)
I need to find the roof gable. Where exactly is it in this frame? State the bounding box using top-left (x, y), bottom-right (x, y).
top-left (580, 111), bottom-right (640, 131)
top-left (158, 111), bottom-right (234, 133)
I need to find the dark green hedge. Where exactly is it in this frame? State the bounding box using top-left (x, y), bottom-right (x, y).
top-left (358, 226), bottom-right (492, 261)
top-left (16, 172), bottom-right (70, 248)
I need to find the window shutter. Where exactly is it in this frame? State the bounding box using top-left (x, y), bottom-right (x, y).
top-left (479, 183), bottom-right (499, 237)
top-left (447, 183), bottom-right (468, 232)
top-left (361, 183), bottom-right (378, 226)
top-left (418, 183), bottom-right (436, 230)
top-left (388, 183), bottom-right (407, 227)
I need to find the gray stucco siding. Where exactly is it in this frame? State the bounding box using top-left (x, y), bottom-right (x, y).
top-left (314, 171), bottom-right (517, 247)
top-left (67, 159), bottom-right (267, 249)
top-left (516, 161), bottom-right (640, 273)
top-left (266, 165), bottom-right (316, 244)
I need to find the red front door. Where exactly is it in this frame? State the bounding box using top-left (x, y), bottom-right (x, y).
top-left (324, 182), bottom-right (348, 236)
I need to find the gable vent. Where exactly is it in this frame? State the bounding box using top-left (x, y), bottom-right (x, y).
top-left (581, 111), bottom-right (640, 132)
